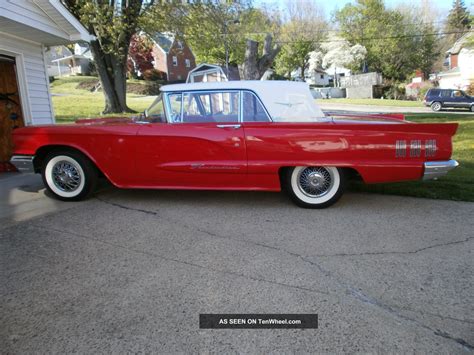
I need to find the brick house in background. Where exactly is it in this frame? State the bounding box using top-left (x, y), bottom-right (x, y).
top-left (149, 33), bottom-right (196, 82)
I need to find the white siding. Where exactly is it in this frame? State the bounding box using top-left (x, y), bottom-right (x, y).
top-left (0, 32), bottom-right (54, 125)
top-left (0, 0), bottom-right (70, 41)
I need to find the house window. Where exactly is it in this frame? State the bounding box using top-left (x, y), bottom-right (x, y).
top-left (320, 74), bottom-right (324, 79)
top-left (177, 41), bottom-right (183, 50)
top-left (185, 59), bottom-right (191, 68)
top-left (172, 56), bottom-right (178, 66)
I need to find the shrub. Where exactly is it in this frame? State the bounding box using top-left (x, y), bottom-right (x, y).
top-left (466, 80), bottom-right (474, 96)
top-left (143, 69), bottom-right (166, 81)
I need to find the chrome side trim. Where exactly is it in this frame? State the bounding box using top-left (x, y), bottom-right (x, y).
top-left (410, 139), bottom-right (421, 157)
top-left (10, 155), bottom-right (35, 173)
top-left (423, 160), bottom-right (459, 180)
top-left (216, 124), bottom-right (241, 129)
top-left (425, 139), bottom-right (437, 157)
top-left (395, 140), bottom-right (406, 157)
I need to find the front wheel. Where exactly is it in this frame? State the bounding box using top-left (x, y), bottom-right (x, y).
top-left (284, 166), bottom-right (346, 208)
top-left (431, 101), bottom-right (442, 112)
top-left (42, 151), bottom-right (98, 201)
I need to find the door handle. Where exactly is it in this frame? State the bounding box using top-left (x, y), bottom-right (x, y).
top-left (216, 124), bottom-right (241, 129)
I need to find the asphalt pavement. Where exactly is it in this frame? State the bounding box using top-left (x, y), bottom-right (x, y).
top-left (1, 174), bottom-right (473, 353)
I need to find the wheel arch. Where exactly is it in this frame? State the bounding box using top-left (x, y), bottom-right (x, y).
top-left (278, 166), bottom-right (363, 188)
top-left (34, 145), bottom-right (105, 179)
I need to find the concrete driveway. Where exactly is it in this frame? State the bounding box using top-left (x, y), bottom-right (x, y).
top-left (1, 174), bottom-right (473, 353)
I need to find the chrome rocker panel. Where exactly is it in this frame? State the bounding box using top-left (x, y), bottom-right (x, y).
top-left (10, 155), bottom-right (35, 173)
top-left (423, 160), bottom-right (459, 180)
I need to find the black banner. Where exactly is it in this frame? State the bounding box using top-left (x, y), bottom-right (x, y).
top-left (199, 314), bottom-right (318, 329)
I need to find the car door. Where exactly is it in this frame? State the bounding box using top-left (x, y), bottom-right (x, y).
top-left (449, 90), bottom-right (466, 109)
top-left (135, 90), bottom-right (247, 189)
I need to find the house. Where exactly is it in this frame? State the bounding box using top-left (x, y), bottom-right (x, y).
top-left (305, 68), bottom-right (332, 87)
top-left (438, 33), bottom-right (474, 90)
top-left (46, 43), bottom-right (92, 77)
top-left (0, 0), bottom-right (92, 170)
top-left (149, 32), bottom-right (196, 82)
top-left (45, 45), bottom-right (72, 76)
top-left (186, 63), bottom-right (240, 83)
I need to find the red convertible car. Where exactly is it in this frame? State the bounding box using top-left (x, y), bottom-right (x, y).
top-left (10, 81), bottom-right (458, 208)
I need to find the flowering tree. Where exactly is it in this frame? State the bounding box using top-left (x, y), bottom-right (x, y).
top-left (309, 36), bottom-right (366, 87)
top-left (320, 36), bottom-right (367, 86)
top-left (128, 34), bottom-right (154, 78)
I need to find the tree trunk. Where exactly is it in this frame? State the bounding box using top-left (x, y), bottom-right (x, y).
top-left (90, 41), bottom-right (134, 114)
top-left (241, 34), bottom-right (280, 80)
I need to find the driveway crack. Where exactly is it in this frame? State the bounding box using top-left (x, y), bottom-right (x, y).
top-left (307, 236), bottom-right (474, 258)
top-left (93, 196), bottom-right (473, 350)
top-left (29, 224), bottom-right (328, 296)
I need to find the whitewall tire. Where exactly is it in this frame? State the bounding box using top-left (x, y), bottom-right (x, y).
top-left (285, 166), bottom-right (346, 208)
top-left (42, 151), bottom-right (97, 201)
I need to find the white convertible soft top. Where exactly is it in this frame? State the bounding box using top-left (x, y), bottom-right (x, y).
top-left (161, 81), bottom-right (326, 122)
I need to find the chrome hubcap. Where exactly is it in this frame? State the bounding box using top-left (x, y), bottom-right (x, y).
top-left (52, 161), bottom-right (81, 192)
top-left (297, 167), bottom-right (334, 197)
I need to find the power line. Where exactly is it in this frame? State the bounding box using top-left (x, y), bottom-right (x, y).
top-left (236, 30), bottom-right (474, 44)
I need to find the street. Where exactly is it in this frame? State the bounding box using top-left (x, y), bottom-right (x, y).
top-left (1, 174), bottom-right (473, 352)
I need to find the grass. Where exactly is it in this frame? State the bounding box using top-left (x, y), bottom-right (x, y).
top-left (50, 77), bottom-right (473, 202)
top-left (350, 112), bottom-right (474, 202)
top-left (50, 76), bottom-right (154, 122)
top-left (317, 98), bottom-right (423, 107)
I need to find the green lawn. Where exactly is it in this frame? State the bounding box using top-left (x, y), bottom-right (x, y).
top-left (317, 98), bottom-right (423, 107)
top-left (50, 77), bottom-right (473, 202)
top-left (50, 76), bottom-right (154, 123)
top-left (350, 113), bottom-right (474, 202)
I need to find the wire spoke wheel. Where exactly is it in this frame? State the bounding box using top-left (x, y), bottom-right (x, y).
top-left (42, 152), bottom-right (97, 201)
top-left (286, 166), bottom-right (345, 208)
top-left (297, 167), bottom-right (335, 198)
top-left (52, 161), bottom-right (82, 192)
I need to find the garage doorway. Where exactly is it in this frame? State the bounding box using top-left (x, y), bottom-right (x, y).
top-left (0, 55), bottom-right (25, 171)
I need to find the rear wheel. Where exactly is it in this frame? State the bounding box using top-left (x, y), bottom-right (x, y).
top-left (470, 105), bottom-right (474, 112)
top-left (42, 150), bottom-right (98, 201)
top-left (284, 166), bottom-right (346, 208)
top-left (431, 101), bottom-right (442, 112)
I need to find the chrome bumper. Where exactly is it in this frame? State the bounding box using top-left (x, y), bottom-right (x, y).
top-left (10, 155), bottom-right (35, 173)
top-left (423, 160), bottom-right (459, 180)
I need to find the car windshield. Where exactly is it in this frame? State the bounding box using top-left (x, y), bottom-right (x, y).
top-left (143, 94), bottom-right (166, 123)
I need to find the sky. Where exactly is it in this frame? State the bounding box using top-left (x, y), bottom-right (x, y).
top-left (254, 0), bottom-right (474, 18)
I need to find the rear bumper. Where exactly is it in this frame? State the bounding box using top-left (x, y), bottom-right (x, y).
top-left (10, 155), bottom-right (35, 173)
top-left (423, 160), bottom-right (459, 180)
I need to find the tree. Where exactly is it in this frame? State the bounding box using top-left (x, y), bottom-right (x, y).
top-left (335, 0), bottom-right (438, 81)
top-left (61, 0), bottom-right (155, 113)
top-left (314, 36), bottom-right (366, 86)
top-left (241, 34), bottom-right (280, 79)
top-left (445, 0), bottom-right (471, 40)
top-left (146, 1), bottom-right (278, 68)
top-left (275, 0), bottom-right (326, 79)
top-left (127, 34), bottom-right (154, 78)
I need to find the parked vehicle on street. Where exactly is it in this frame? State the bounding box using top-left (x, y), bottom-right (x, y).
top-left (423, 88), bottom-right (474, 112)
top-left (11, 81), bottom-right (459, 208)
